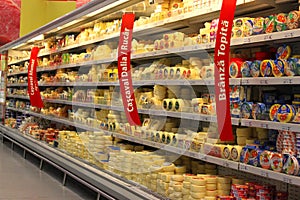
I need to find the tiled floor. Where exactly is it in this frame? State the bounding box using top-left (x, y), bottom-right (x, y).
top-left (0, 140), bottom-right (86, 200)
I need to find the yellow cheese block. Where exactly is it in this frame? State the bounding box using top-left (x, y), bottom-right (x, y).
top-left (163, 163), bottom-right (175, 172)
top-left (191, 184), bottom-right (206, 192)
top-left (190, 192), bottom-right (206, 199)
top-left (206, 190), bottom-right (217, 197)
top-left (206, 183), bottom-right (217, 190)
top-left (191, 178), bottom-right (206, 186)
top-left (236, 127), bottom-right (252, 137)
top-left (171, 175), bottom-right (184, 182)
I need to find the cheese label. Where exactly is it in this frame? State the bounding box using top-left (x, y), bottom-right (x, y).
top-left (117, 13), bottom-right (141, 126)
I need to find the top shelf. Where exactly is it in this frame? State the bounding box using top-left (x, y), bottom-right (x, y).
top-left (6, 0), bottom-right (279, 66)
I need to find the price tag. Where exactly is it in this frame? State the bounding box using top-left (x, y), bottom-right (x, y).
top-left (283, 78), bottom-right (293, 84)
top-left (205, 44), bottom-right (212, 49)
top-left (264, 35), bottom-right (273, 41)
top-left (222, 161), bottom-right (230, 168)
top-left (260, 171), bottom-right (269, 178)
top-left (284, 32), bottom-right (294, 38)
top-left (282, 176), bottom-right (293, 184)
top-left (192, 45), bottom-right (199, 51)
top-left (190, 152), bottom-right (198, 158)
top-left (200, 154), bottom-right (207, 161)
top-left (244, 121), bottom-right (253, 127)
top-left (282, 125), bottom-right (292, 131)
top-left (259, 79), bottom-right (269, 84)
top-left (260, 123), bottom-right (269, 129)
top-left (240, 164), bottom-right (249, 171)
top-left (244, 37), bottom-right (251, 43)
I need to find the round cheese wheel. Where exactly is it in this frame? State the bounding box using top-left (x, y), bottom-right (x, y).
top-left (191, 178), bottom-right (206, 186)
top-left (205, 176), bottom-right (217, 184)
top-left (217, 183), bottom-right (231, 190)
top-left (191, 184), bottom-right (206, 192)
top-left (175, 166), bottom-right (187, 174)
top-left (161, 174), bottom-right (172, 183)
top-left (184, 174), bottom-right (196, 182)
top-left (173, 183), bottom-right (183, 192)
top-left (182, 188), bottom-right (190, 195)
top-left (204, 197), bottom-right (217, 200)
top-left (191, 192), bottom-right (206, 199)
top-left (217, 176), bottom-right (231, 184)
top-left (171, 175), bottom-right (184, 182)
top-left (217, 189), bottom-right (230, 196)
top-left (206, 190), bottom-right (217, 197)
top-left (183, 181), bottom-right (191, 189)
top-left (163, 163), bottom-right (175, 172)
top-left (237, 136), bottom-right (247, 146)
top-left (206, 183), bottom-right (217, 190)
top-left (161, 182), bottom-right (169, 190)
top-left (236, 128), bottom-right (252, 137)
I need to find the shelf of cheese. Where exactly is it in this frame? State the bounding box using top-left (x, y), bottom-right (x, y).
top-left (0, 125), bottom-right (163, 200)
top-left (7, 25), bottom-right (300, 80)
top-left (239, 163), bottom-right (300, 186)
top-left (7, 0), bottom-right (262, 66)
top-left (241, 119), bottom-right (300, 132)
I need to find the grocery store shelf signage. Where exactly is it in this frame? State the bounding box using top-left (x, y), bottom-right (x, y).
top-left (117, 13), bottom-right (141, 126)
top-left (27, 47), bottom-right (44, 108)
top-left (214, 0), bottom-right (236, 141)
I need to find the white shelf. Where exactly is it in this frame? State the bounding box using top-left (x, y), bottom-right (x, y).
top-left (239, 163), bottom-right (300, 186)
top-left (241, 119), bottom-right (300, 132)
top-left (241, 77), bottom-right (300, 85)
top-left (7, 83), bottom-right (27, 87)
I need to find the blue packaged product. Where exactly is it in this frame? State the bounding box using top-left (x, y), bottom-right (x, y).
top-left (241, 102), bottom-right (253, 119)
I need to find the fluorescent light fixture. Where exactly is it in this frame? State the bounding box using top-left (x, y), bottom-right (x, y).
top-left (85, 0), bottom-right (129, 17)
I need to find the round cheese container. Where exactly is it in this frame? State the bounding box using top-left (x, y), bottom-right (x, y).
top-left (287, 10), bottom-right (300, 30)
top-left (282, 154), bottom-right (298, 175)
top-left (241, 102), bottom-right (253, 119)
top-left (252, 103), bottom-right (267, 120)
top-left (276, 104), bottom-right (295, 123)
top-left (259, 150), bottom-right (271, 169)
top-left (249, 149), bottom-right (262, 167)
top-left (229, 58), bottom-right (243, 78)
top-left (275, 13), bottom-right (288, 32)
top-left (264, 15), bottom-right (276, 33)
top-left (286, 58), bottom-right (297, 76)
top-left (270, 152), bottom-right (283, 172)
top-left (260, 60), bottom-right (274, 77)
top-left (253, 17), bottom-right (265, 34)
top-left (241, 61), bottom-right (252, 77)
top-left (277, 45), bottom-right (292, 59)
top-left (250, 60), bottom-right (261, 77)
top-left (240, 147), bottom-right (250, 164)
top-left (269, 104), bottom-right (281, 121)
top-left (273, 59), bottom-right (287, 77)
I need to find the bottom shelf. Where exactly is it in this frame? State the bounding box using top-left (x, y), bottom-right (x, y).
top-left (0, 125), bottom-right (164, 200)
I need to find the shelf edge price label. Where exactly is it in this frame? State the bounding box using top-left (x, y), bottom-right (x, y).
top-left (240, 164), bottom-right (248, 171)
top-left (283, 176), bottom-right (293, 184)
top-left (260, 171), bottom-right (269, 178)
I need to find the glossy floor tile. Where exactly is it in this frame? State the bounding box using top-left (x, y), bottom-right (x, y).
top-left (0, 140), bottom-right (88, 200)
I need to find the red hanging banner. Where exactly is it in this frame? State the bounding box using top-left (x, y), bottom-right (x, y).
top-left (28, 47), bottom-right (44, 108)
top-left (214, 0), bottom-right (237, 141)
top-left (117, 13), bottom-right (141, 126)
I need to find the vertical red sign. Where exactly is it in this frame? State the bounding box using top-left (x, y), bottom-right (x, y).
top-left (214, 0), bottom-right (237, 141)
top-left (117, 13), bottom-right (141, 126)
top-left (28, 47), bottom-right (44, 108)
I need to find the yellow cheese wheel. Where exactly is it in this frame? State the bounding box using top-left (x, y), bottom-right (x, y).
top-left (205, 176), bottom-right (217, 184)
top-left (232, 178), bottom-right (245, 185)
top-left (182, 188), bottom-right (190, 195)
top-left (183, 195), bottom-right (190, 200)
top-left (183, 181), bottom-right (191, 189)
top-left (170, 181), bottom-right (182, 187)
top-left (206, 183), bottom-right (217, 190)
top-left (173, 183), bottom-right (183, 192)
top-left (217, 176), bottom-right (231, 184)
top-left (161, 174), bottom-right (172, 183)
top-left (190, 192), bottom-right (206, 199)
top-left (175, 166), bottom-right (187, 174)
top-left (237, 136), bottom-right (247, 146)
top-left (204, 197), bottom-right (216, 200)
top-left (184, 174), bottom-right (196, 182)
top-left (236, 127), bottom-right (252, 137)
top-left (206, 190), bottom-right (217, 197)
top-left (169, 192), bottom-right (183, 199)
top-left (163, 163), bottom-right (175, 172)
top-left (171, 175), bottom-right (184, 182)
top-left (161, 182), bottom-right (169, 190)
top-left (151, 173), bottom-right (158, 179)
top-left (217, 189), bottom-right (230, 196)
top-left (217, 183), bottom-right (231, 190)
top-left (191, 178), bottom-right (206, 186)
top-left (191, 184), bottom-right (206, 192)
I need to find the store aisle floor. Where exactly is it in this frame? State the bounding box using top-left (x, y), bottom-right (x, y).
top-left (0, 140), bottom-right (85, 200)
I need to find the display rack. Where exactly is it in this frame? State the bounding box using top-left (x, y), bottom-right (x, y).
top-left (2, 0), bottom-right (300, 199)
